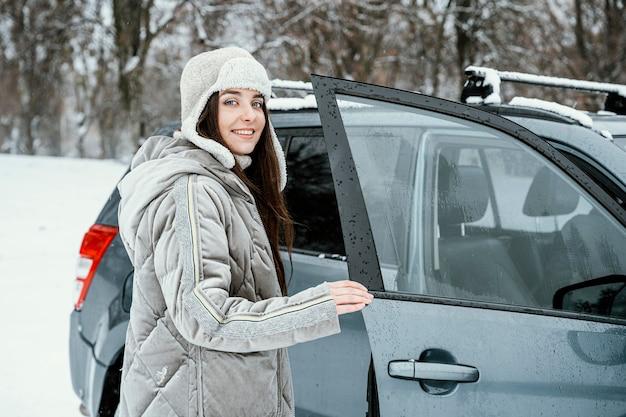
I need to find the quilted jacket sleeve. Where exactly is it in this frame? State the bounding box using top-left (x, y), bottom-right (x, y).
top-left (152, 174), bottom-right (341, 353)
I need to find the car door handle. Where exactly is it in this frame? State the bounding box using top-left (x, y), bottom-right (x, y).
top-left (388, 360), bottom-right (479, 382)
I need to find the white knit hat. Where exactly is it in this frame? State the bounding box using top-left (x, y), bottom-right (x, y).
top-left (173, 47), bottom-right (287, 191)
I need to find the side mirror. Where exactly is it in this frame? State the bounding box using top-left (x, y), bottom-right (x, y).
top-left (553, 275), bottom-right (626, 319)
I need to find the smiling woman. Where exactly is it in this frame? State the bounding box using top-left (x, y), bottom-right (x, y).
top-left (115, 47), bottom-right (372, 417)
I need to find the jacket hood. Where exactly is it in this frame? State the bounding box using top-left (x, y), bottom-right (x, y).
top-left (176, 46), bottom-right (287, 191)
top-left (117, 135), bottom-right (252, 260)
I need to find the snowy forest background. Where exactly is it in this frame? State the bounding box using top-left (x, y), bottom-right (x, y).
top-left (1, 0), bottom-right (625, 160)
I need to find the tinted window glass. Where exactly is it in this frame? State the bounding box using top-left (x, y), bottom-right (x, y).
top-left (96, 185), bottom-right (123, 226)
top-left (285, 136), bottom-right (344, 256)
top-left (336, 95), bottom-right (626, 319)
top-left (277, 135), bottom-right (287, 149)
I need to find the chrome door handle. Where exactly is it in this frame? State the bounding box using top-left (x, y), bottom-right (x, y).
top-left (388, 359), bottom-right (415, 379)
top-left (388, 360), bottom-right (479, 382)
top-left (414, 362), bottom-right (478, 382)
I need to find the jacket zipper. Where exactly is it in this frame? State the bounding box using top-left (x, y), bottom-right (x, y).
top-left (276, 349), bottom-right (282, 416)
top-left (186, 177), bottom-right (204, 417)
top-left (197, 346), bottom-right (204, 417)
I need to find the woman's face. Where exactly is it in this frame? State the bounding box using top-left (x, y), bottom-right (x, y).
top-left (217, 88), bottom-right (266, 155)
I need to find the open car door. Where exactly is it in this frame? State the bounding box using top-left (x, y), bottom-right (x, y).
top-left (311, 75), bottom-right (626, 416)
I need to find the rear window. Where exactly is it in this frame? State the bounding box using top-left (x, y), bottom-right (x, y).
top-left (95, 171), bottom-right (127, 226)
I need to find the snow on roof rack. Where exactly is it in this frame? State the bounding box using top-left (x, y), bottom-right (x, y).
top-left (509, 96), bottom-right (613, 140)
top-left (465, 66), bottom-right (626, 96)
top-left (267, 79), bottom-right (375, 111)
top-left (509, 97), bottom-right (593, 128)
top-left (267, 94), bottom-right (374, 111)
top-left (462, 66), bottom-right (626, 115)
top-left (268, 95), bottom-right (317, 111)
top-left (270, 79), bottom-right (313, 94)
top-left (267, 79), bottom-right (315, 109)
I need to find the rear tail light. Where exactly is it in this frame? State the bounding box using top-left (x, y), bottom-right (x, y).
top-left (74, 224), bottom-right (118, 311)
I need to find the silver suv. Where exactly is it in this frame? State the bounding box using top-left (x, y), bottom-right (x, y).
top-left (69, 75), bottom-right (626, 417)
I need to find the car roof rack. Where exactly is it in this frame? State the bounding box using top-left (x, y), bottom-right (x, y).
top-left (267, 79), bottom-right (378, 112)
top-left (270, 79), bottom-right (313, 95)
top-left (462, 66), bottom-right (626, 115)
top-left (267, 79), bottom-right (317, 111)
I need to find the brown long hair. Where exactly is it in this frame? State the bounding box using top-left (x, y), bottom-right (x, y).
top-left (196, 92), bottom-right (294, 296)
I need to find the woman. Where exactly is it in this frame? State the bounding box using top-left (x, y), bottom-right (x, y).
top-left (116, 47), bottom-right (373, 417)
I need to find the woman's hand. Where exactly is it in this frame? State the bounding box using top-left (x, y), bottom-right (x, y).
top-left (327, 280), bottom-right (374, 315)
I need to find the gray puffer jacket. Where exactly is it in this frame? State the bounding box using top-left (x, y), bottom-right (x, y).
top-left (116, 135), bottom-right (341, 417)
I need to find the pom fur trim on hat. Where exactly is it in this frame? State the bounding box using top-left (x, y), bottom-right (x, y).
top-left (177, 48), bottom-right (287, 191)
top-left (177, 97), bottom-right (287, 191)
top-left (173, 130), bottom-right (252, 169)
top-left (174, 121), bottom-right (286, 192)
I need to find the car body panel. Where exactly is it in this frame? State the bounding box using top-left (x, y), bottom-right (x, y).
top-left (591, 115), bottom-right (626, 137)
top-left (69, 311), bottom-right (90, 401)
top-left (366, 298), bottom-right (626, 416)
top-left (591, 115), bottom-right (626, 152)
top-left (284, 252), bottom-right (370, 417)
top-left (86, 352), bottom-right (109, 416)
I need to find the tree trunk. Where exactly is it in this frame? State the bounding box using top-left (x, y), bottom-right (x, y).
top-left (432, 0), bottom-right (454, 96)
top-left (574, 0), bottom-right (589, 76)
top-left (455, 0), bottom-right (474, 93)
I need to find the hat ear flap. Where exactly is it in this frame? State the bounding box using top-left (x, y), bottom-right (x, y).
top-left (268, 121), bottom-right (287, 191)
top-left (178, 89), bottom-right (236, 169)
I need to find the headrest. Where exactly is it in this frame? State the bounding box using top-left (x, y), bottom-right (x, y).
top-left (523, 166), bottom-right (579, 216)
top-left (438, 156), bottom-right (490, 225)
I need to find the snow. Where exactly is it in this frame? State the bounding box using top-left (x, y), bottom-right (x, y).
top-left (463, 66), bottom-right (501, 104)
top-left (465, 65), bottom-right (623, 140)
top-left (480, 67), bottom-right (502, 104)
top-left (268, 95), bottom-right (317, 111)
top-left (465, 96), bottom-right (485, 104)
top-left (0, 16), bottom-right (16, 60)
top-left (271, 79), bottom-right (313, 92)
top-left (466, 65), bottom-right (626, 97)
top-left (123, 56), bottom-right (140, 74)
top-left (598, 129), bottom-right (614, 140)
top-left (267, 94), bottom-right (373, 111)
top-left (0, 154), bottom-right (127, 417)
top-left (509, 96), bottom-right (594, 128)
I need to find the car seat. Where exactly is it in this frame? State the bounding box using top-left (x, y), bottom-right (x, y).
top-left (433, 154), bottom-right (534, 306)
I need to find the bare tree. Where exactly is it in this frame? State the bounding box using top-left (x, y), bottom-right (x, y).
top-left (243, 0), bottom-right (404, 86)
top-left (1, 0), bottom-right (77, 155)
top-left (111, 0), bottom-right (188, 156)
top-left (2, 0), bottom-right (624, 157)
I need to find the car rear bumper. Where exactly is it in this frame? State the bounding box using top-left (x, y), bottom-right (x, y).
top-left (69, 310), bottom-right (89, 401)
top-left (70, 310), bottom-right (109, 416)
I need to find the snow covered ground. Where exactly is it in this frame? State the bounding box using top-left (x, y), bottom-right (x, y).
top-left (0, 154), bottom-right (127, 417)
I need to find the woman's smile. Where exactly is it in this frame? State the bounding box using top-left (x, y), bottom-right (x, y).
top-left (231, 128), bottom-right (256, 138)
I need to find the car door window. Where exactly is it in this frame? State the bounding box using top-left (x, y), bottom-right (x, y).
top-left (284, 136), bottom-right (345, 256)
top-left (336, 94), bottom-right (626, 318)
top-left (277, 135), bottom-right (287, 149)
